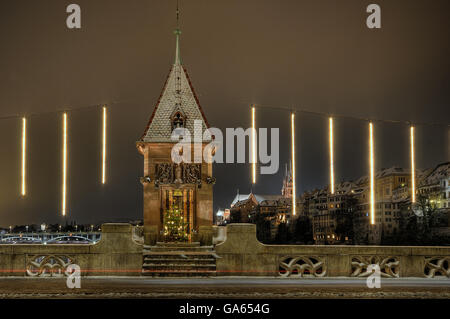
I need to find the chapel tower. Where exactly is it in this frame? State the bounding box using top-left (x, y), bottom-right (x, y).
top-left (137, 16), bottom-right (214, 245)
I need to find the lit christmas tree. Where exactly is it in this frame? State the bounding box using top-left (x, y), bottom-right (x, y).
top-left (163, 206), bottom-right (188, 242)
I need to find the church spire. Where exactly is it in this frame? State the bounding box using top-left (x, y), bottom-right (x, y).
top-left (139, 0), bottom-right (210, 143)
top-left (174, 0), bottom-right (182, 65)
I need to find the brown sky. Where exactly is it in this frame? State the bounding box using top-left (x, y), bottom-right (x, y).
top-left (0, 0), bottom-right (448, 226)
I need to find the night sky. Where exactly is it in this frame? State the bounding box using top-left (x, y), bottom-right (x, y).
top-left (0, 0), bottom-right (448, 226)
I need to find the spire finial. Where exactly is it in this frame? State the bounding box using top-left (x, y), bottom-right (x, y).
top-left (176, 0), bottom-right (180, 28)
top-left (174, 0), bottom-right (182, 65)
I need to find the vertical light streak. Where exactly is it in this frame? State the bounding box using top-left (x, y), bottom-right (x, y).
top-left (410, 126), bottom-right (415, 203)
top-left (62, 113), bottom-right (67, 216)
top-left (21, 117), bottom-right (26, 196)
top-left (369, 122), bottom-right (375, 225)
top-left (329, 117), bottom-right (335, 194)
top-left (291, 113), bottom-right (296, 216)
top-left (251, 105), bottom-right (256, 184)
top-left (102, 106), bottom-right (107, 184)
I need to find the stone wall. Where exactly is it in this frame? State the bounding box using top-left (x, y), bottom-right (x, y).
top-left (215, 224), bottom-right (450, 278)
top-left (2, 222), bottom-right (449, 278)
top-left (0, 223), bottom-right (143, 277)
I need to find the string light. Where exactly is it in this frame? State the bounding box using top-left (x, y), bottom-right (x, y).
top-left (369, 122), bottom-right (375, 225)
top-left (0, 100), bottom-right (447, 128)
top-left (0, 99), bottom-right (445, 223)
top-left (21, 117), bottom-right (26, 196)
top-left (291, 112), bottom-right (296, 216)
top-left (410, 126), bottom-right (415, 203)
top-left (102, 106), bottom-right (107, 184)
top-left (62, 113), bottom-right (68, 216)
top-left (329, 117), bottom-right (334, 195)
top-left (251, 105), bottom-right (256, 184)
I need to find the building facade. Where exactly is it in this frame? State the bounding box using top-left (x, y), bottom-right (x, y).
top-left (418, 162), bottom-right (450, 209)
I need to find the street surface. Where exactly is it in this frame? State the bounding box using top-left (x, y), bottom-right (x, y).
top-left (0, 277), bottom-right (449, 298)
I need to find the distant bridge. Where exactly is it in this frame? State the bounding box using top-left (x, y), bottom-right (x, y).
top-left (0, 232), bottom-right (101, 244)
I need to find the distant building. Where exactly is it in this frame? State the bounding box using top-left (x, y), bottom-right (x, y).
top-left (228, 165), bottom-right (293, 238)
top-left (417, 162), bottom-right (450, 209)
top-left (215, 209), bottom-right (231, 225)
top-left (223, 209), bottom-right (230, 221)
top-left (258, 197), bottom-right (292, 238)
top-left (309, 182), bottom-right (355, 244)
top-left (215, 209), bottom-right (224, 225)
top-left (302, 163), bottom-right (449, 245)
top-left (281, 163), bottom-right (293, 199)
top-left (353, 167), bottom-right (414, 244)
top-left (228, 162), bottom-right (450, 245)
top-left (230, 193), bottom-right (260, 223)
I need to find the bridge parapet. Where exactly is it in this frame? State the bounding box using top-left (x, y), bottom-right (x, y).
top-left (215, 224), bottom-right (450, 278)
top-left (0, 223), bottom-right (142, 277)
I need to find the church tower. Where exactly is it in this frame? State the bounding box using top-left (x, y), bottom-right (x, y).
top-left (137, 13), bottom-right (214, 245)
top-left (281, 163), bottom-right (293, 198)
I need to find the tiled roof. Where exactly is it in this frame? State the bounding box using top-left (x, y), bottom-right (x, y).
top-left (355, 167), bottom-right (411, 185)
top-left (418, 162), bottom-right (450, 186)
top-left (140, 64), bottom-right (210, 142)
top-left (230, 193), bottom-right (281, 207)
top-left (140, 31), bottom-right (210, 143)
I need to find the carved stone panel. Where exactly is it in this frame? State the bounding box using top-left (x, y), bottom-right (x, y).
top-left (351, 256), bottom-right (399, 278)
top-left (155, 163), bottom-right (174, 186)
top-left (154, 163), bottom-right (202, 186)
top-left (183, 164), bottom-right (202, 185)
top-left (279, 256), bottom-right (327, 278)
top-left (26, 255), bottom-right (74, 277)
top-left (424, 257), bottom-right (450, 278)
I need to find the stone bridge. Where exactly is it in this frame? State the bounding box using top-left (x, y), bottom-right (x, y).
top-left (0, 223), bottom-right (449, 278)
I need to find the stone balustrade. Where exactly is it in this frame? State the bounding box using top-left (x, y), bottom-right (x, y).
top-left (215, 224), bottom-right (450, 278)
top-left (0, 223), bottom-right (143, 277)
top-left (1, 222), bottom-right (449, 278)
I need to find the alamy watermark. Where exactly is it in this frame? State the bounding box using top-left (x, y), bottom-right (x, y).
top-left (66, 264), bottom-right (81, 289)
top-left (170, 120), bottom-right (280, 175)
top-left (366, 264), bottom-right (381, 288)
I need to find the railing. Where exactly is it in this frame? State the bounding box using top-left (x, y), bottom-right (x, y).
top-left (0, 232), bottom-right (102, 244)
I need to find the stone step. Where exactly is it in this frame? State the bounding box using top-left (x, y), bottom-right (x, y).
top-left (146, 247), bottom-right (214, 252)
top-left (141, 243), bottom-right (218, 277)
top-left (143, 258), bottom-right (216, 264)
top-left (143, 263), bottom-right (216, 270)
top-left (141, 269), bottom-right (216, 277)
top-left (155, 242), bottom-right (201, 247)
top-left (143, 251), bottom-right (216, 257)
top-left (143, 242), bottom-right (204, 250)
top-left (143, 255), bottom-right (215, 261)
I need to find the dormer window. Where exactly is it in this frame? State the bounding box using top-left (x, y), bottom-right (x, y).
top-left (172, 111), bottom-right (185, 129)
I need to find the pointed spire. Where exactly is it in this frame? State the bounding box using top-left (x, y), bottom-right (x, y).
top-left (174, 0), bottom-right (182, 65)
top-left (290, 161), bottom-right (293, 178)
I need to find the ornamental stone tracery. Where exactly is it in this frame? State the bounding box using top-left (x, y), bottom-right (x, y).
top-left (351, 255), bottom-right (399, 278)
top-left (278, 256), bottom-right (327, 278)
